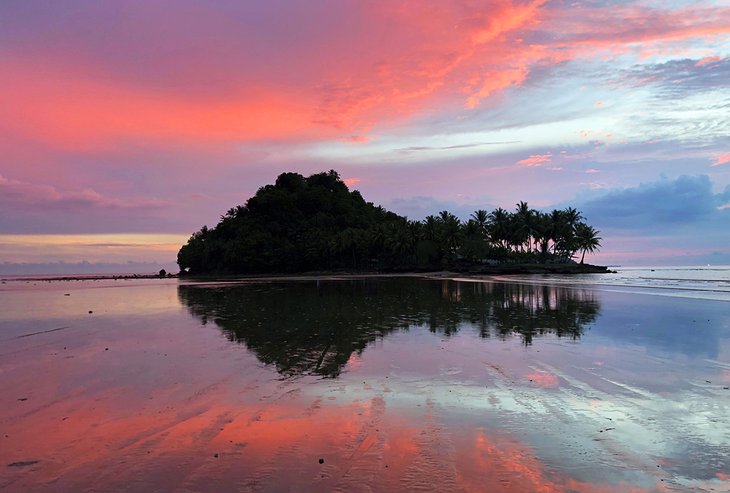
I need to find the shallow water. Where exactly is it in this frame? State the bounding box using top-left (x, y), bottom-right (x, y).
top-left (494, 265), bottom-right (730, 302)
top-left (0, 276), bottom-right (728, 492)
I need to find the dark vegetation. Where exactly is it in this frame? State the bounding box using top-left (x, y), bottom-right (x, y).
top-left (177, 170), bottom-right (602, 275)
top-left (178, 278), bottom-right (601, 377)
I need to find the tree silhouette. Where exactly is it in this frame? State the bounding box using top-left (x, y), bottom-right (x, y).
top-left (177, 171), bottom-right (604, 274)
top-left (575, 223), bottom-right (602, 264)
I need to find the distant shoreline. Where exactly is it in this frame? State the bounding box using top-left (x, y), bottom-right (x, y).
top-left (2, 263), bottom-right (612, 282)
top-left (1, 273), bottom-right (179, 282)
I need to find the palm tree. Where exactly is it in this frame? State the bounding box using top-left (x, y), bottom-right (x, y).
top-left (514, 201), bottom-right (535, 253)
top-left (532, 211), bottom-right (552, 262)
top-left (488, 207), bottom-right (510, 249)
top-left (470, 210), bottom-right (489, 239)
top-left (437, 210), bottom-right (462, 257)
top-left (424, 215), bottom-right (437, 239)
top-left (575, 223), bottom-right (601, 264)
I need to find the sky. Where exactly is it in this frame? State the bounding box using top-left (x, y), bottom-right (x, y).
top-left (1, 0), bottom-right (729, 272)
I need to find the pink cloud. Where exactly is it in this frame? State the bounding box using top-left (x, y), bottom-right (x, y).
top-left (711, 152), bottom-right (730, 167)
top-left (1, 0), bottom-right (728, 155)
top-left (594, 101), bottom-right (605, 108)
top-left (517, 153), bottom-right (552, 167)
top-left (695, 55), bottom-right (722, 67)
top-left (343, 178), bottom-right (362, 187)
top-left (0, 174), bottom-right (168, 212)
top-left (545, 4), bottom-right (730, 58)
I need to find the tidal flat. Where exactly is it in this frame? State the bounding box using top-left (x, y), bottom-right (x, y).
top-left (1, 275), bottom-right (728, 492)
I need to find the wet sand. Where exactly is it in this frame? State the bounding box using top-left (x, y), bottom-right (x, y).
top-left (1, 277), bottom-right (728, 492)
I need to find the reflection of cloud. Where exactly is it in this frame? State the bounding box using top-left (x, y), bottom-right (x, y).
top-left (526, 371), bottom-right (560, 388)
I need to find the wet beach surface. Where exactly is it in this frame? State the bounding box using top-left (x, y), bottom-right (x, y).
top-left (1, 277), bottom-right (728, 492)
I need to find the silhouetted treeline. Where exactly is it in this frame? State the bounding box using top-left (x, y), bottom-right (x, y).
top-left (177, 171), bottom-right (601, 274)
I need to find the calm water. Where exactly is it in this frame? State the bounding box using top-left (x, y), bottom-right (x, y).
top-left (0, 271), bottom-right (728, 492)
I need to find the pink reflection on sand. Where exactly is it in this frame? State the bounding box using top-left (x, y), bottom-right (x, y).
top-left (1, 321), bottom-right (652, 492)
top-left (526, 370), bottom-right (560, 388)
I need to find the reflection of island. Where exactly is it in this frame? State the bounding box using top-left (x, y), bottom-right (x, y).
top-left (178, 279), bottom-right (600, 377)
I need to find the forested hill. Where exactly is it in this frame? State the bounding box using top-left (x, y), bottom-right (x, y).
top-left (177, 171), bottom-right (404, 274)
top-left (177, 170), bottom-right (602, 275)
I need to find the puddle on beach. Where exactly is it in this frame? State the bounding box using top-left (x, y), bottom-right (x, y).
top-left (1, 278), bottom-right (728, 492)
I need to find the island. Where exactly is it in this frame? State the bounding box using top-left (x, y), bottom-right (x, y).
top-left (177, 170), bottom-right (606, 275)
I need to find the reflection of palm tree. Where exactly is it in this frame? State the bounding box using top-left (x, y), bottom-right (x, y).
top-left (575, 223), bottom-right (602, 264)
top-left (177, 279), bottom-right (602, 377)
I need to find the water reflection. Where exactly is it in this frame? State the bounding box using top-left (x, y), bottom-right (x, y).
top-left (178, 278), bottom-right (600, 377)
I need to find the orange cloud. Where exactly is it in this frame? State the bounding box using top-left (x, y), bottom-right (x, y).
top-left (343, 178), bottom-right (362, 187)
top-left (465, 66), bottom-right (530, 109)
top-left (695, 56), bottom-right (722, 67)
top-left (1, 0), bottom-right (728, 155)
top-left (0, 58), bottom-right (322, 152)
top-left (544, 4), bottom-right (730, 58)
top-left (0, 1), bottom-right (553, 151)
top-left (517, 153), bottom-right (552, 167)
top-left (711, 152), bottom-right (730, 167)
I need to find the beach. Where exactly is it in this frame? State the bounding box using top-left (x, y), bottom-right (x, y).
top-left (1, 269), bottom-right (729, 492)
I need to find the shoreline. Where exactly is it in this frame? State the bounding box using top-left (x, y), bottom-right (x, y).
top-left (2, 263), bottom-right (612, 283)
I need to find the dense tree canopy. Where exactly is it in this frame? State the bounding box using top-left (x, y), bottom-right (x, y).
top-left (177, 170), bottom-right (602, 274)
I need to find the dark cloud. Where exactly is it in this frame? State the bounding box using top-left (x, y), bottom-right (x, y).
top-left (396, 141), bottom-right (521, 153)
top-left (622, 57), bottom-right (730, 99)
top-left (578, 175), bottom-right (729, 231)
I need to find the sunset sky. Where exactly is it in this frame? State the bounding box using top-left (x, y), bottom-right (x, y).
top-left (1, 0), bottom-right (729, 271)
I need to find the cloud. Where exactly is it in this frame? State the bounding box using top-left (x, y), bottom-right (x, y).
top-left (0, 174), bottom-right (168, 212)
top-left (396, 141), bottom-right (521, 153)
top-left (578, 175), bottom-right (728, 230)
top-left (621, 57), bottom-right (730, 99)
top-left (543, 3), bottom-right (730, 55)
top-left (517, 153), bottom-right (552, 167)
top-left (711, 152), bottom-right (730, 166)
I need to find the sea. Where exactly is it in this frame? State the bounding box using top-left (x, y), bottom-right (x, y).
top-left (488, 265), bottom-right (730, 302)
top-left (1, 266), bottom-right (728, 492)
